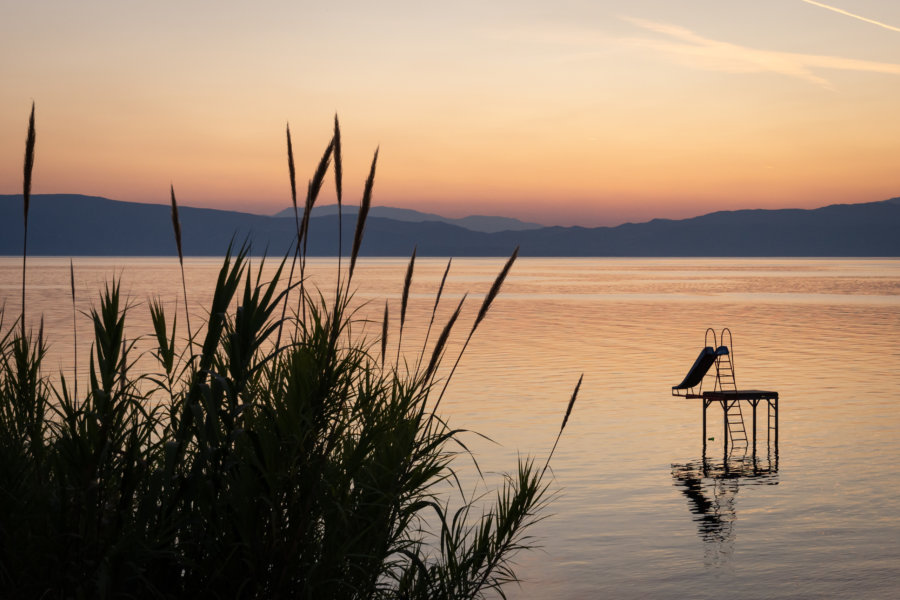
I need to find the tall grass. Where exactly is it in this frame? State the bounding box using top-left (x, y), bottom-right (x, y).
top-left (21, 102), bottom-right (35, 337)
top-left (0, 106), bottom-right (581, 599)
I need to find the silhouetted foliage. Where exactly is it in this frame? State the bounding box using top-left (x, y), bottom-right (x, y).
top-left (0, 107), bottom-right (580, 599)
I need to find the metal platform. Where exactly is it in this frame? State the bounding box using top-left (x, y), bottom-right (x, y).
top-left (672, 329), bottom-right (779, 457)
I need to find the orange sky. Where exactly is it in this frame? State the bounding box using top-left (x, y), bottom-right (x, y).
top-left (2, 1), bottom-right (899, 226)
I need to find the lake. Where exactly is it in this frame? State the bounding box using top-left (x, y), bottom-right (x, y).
top-left (2, 256), bottom-right (899, 599)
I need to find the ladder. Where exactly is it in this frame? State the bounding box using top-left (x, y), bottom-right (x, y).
top-left (716, 330), bottom-right (748, 450)
top-left (767, 399), bottom-right (778, 445)
top-left (725, 400), bottom-right (748, 449)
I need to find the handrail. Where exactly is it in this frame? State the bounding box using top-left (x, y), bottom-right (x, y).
top-left (720, 327), bottom-right (735, 390)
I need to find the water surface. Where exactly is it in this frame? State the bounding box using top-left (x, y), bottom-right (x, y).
top-left (2, 257), bottom-right (898, 599)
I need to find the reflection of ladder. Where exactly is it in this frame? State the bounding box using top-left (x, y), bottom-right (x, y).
top-left (716, 330), bottom-right (748, 450)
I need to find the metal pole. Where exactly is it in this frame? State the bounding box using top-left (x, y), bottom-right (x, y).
top-left (702, 399), bottom-right (707, 455)
top-left (752, 400), bottom-right (757, 457)
top-left (722, 400), bottom-right (728, 457)
top-left (775, 397), bottom-right (779, 452)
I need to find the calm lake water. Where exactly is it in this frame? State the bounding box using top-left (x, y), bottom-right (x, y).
top-left (2, 256), bottom-right (899, 599)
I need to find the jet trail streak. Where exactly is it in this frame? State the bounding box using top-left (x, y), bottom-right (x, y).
top-left (799, 0), bottom-right (900, 33)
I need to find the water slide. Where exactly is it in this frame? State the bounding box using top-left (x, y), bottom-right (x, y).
top-left (672, 346), bottom-right (729, 391)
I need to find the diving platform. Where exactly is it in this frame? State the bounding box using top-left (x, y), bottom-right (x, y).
top-left (672, 329), bottom-right (779, 457)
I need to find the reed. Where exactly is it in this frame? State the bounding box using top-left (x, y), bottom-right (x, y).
top-left (381, 299), bottom-right (389, 368)
top-left (0, 112), bottom-right (578, 600)
top-left (298, 136), bottom-right (334, 325)
top-left (349, 147), bottom-right (378, 282)
top-left (299, 137), bottom-right (334, 255)
top-left (397, 247), bottom-right (416, 366)
top-left (333, 114), bottom-right (344, 280)
top-left (543, 374), bottom-right (583, 477)
top-left (415, 257), bottom-right (452, 374)
top-left (69, 259), bottom-right (77, 399)
top-left (21, 103), bottom-right (35, 337)
top-left (287, 123), bottom-right (299, 235)
top-left (475, 246), bottom-right (518, 330)
top-left (276, 123), bottom-right (300, 349)
top-left (432, 247), bottom-right (519, 414)
top-left (425, 294), bottom-right (466, 381)
top-left (169, 185), bottom-right (194, 360)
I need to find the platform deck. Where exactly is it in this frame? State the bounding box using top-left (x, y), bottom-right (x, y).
top-left (681, 390), bottom-right (779, 401)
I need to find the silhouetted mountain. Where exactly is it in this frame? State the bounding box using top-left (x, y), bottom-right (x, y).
top-left (1, 194), bottom-right (898, 257)
top-left (273, 204), bottom-right (542, 233)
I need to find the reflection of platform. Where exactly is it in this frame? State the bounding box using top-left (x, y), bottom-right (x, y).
top-left (672, 455), bottom-right (779, 566)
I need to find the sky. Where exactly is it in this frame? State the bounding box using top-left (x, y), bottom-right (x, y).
top-left (1, 0), bottom-right (899, 226)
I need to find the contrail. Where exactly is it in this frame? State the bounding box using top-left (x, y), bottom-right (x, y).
top-left (799, 0), bottom-right (900, 33)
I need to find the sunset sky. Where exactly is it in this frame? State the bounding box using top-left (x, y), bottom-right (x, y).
top-left (1, 0), bottom-right (899, 226)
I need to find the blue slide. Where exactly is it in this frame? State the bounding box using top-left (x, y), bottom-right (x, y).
top-left (673, 346), bottom-right (728, 391)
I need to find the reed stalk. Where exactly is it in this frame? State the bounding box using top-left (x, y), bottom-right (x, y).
top-left (381, 299), bottom-right (389, 368)
top-left (276, 123), bottom-right (300, 349)
top-left (334, 114), bottom-right (344, 282)
top-left (21, 102), bottom-right (35, 337)
top-left (70, 258), bottom-right (77, 399)
top-left (424, 294), bottom-right (466, 381)
top-left (298, 137), bottom-right (334, 325)
top-left (170, 186), bottom-right (194, 361)
top-left (349, 147), bottom-right (378, 283)
top-left (397, 247), bottom-right (416, 367)
top-left (415, 258), bottom-right (452, 374)
top-left (432, 247), bottom-right (518, 414)
top-left (542, 374), bottom-right (583, 478)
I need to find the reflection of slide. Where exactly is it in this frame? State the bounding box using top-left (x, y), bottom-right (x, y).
top-left (672, 346), bottom-right (728, 391)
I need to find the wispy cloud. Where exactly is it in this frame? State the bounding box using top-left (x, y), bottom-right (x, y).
top-left (623, 17), bottom-right (900, 88)
top-left (798, 0), bottom-right (900, 33)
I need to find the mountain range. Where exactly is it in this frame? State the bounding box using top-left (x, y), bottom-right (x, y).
top-left (272, 204), bottom-right (542, 233)
top-left (1, 194), bottom-right (898, 257)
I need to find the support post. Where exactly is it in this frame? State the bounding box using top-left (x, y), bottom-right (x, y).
top-left (752, 400), bottom-right (758, 456)
top-left (722, 400), bottom-right (728, 457)
top-left (702, 399), bottom-right (707, 455)
top-left (774, 397), bottom-right (779, 451)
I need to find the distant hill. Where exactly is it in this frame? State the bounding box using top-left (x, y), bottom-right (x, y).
top-left (1, 194), bottom-right (899, 257)
top-left (273, 204), bottom-right (542, 233)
